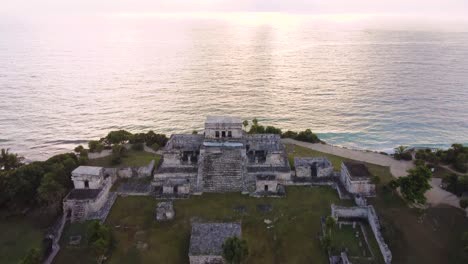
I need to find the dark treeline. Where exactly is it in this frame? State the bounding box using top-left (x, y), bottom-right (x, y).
top-left (243, 118), bottom-right (322, 144)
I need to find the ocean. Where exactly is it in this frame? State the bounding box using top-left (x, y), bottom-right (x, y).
top-left (1, 15), bottom-right (467, 160)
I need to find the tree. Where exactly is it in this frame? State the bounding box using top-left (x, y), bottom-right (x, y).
top-left (20, 247), bottom-right (42, 264)
top-left (87, 221), bottom-right (112, 259)
top-left (454, 153), bottom-right (468, 173)
top-left (88, 140), bottom-right (104, 153)
top-left (394, 145), bottom-right (409, 156)
top-left (242, 120), bottom-right (249, 129)
top-left (222, 236), bottom-right (248, 264)
top-left (295, 129), bottom-right (320, 143)
top-left (394, 145), bottom-right (412, 161)
top-left (74, 145), bottom-right (84, 153)
top-left (105, 130), bottom-right (132, 145)
top-left (325, 216), bottom-right (336, 237)
top-left (37, 173), bottom-right (66, 205)
top-left (389, 165), bottom-right (432, 205)
top-left (0, 148), bottom-right (23, 170)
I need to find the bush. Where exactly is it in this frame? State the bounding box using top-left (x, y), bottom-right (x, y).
top-left (74, 145), bottom-right (84, 153)
top-left (86, 221), bottom-right (112, 258)
top-left (131, 143), bottom-right (144, 151)
top-left (150, 143), bottom-right (160, 151)
top-left (281, 130), bottom-right (298, 139)
top-left (222, 236), bottom-right (248, 264)
top-left (295, 129), bottom-right (320, 143)
top-left (88, 141), bottom-right (104, 153)
top-left (105, 130), bottom-right (132, 145)
top-left (414, 159), bottom-right (425, 166)
top-left (400, 152), bottom-right (413, 161)
top-left (265, 126), bottom-right (282, 134)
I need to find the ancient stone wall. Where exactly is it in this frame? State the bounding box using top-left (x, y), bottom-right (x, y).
top-left (331, 204), bottom-right (392, 264)
top-left (189, 255), bottom-right (225, 264)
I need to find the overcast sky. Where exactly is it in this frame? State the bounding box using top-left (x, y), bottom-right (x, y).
top-left (2, 0), bottom-right (468, 16)
top-left (2, 0), bottom-right (468, 30)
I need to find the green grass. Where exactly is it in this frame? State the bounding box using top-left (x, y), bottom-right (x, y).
top-left (56, 187), bottom-right (351, 264)
top-left (330, 224), bottom-right (371, 258)
top-left (285, 143), bottom-right (468, 264)
top-left (54, 221), bottom-right (97, 264)
top-left (87, 150), bottom-right (161, 168)
top-left (0, 216), bottom-right (44, 264)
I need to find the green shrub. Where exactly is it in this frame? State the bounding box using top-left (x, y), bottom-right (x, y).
top-left (88, 141), bottom-right (104, 153)
top-left (281, 130), bottom-right (298, 139)
top-left (105, 130), bottom-right (132, 145)
top-left (86, 221), bottom-right (113, 258)
top-left (150, 143), bottom-right (160, 151)
top-left (414, 159), bottom-right (425, 166)
top-left (222, 236), bottom-right (248, 264)
top-left (295, 129), bottom-right (320, 143)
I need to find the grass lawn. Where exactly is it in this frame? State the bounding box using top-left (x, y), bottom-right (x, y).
top-left (55, 187), bottom-right (352, 264)
top-left (0, 216), bottom-right (44, 264)
top-left (286, 143), bottom-right (468, 264)
top-left (87, 150), bottom-right (161, 168)
top-left (54, 221), bottom-right (97, 264)
top-left (330, 224), bottom-right (371, 258)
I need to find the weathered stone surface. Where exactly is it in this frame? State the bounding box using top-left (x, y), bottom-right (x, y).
top-left (156, 201), bottom-right (175, 221)
top-left (189, 222), bottom-right (241, 256)
top-left (69, 235), bottom-right (81, 245)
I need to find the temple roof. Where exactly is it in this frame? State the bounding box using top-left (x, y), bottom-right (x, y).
top-left (72, 166), bottom-right (103, 176)
top-left (343, 161), bottom-right (371, 179)
top-left (205, 116), bottom-right (242, 124)
top-left (189, 222), bottom-right (242, 256)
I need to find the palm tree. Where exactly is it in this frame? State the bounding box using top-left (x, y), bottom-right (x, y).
top-left (394, 145), bottom-right (409, 155)
top-left (242, 120), bottom-right (249, 129)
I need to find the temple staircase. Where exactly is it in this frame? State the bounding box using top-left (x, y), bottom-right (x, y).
top-left (202, 148), bottom-right (245, 192)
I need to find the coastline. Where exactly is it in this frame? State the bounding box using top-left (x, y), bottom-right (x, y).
top-left (282, 138), bottom-right (464, 212)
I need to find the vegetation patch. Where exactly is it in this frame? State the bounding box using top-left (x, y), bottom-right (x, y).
top-left (86, 150), bottom-right (161, 168)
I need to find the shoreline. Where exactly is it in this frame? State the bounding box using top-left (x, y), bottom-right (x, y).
top-left (282, 138), bottom-right (464, 212)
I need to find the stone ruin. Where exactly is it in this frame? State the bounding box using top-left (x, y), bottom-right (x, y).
top-left (63, 166), bottom-right (116, 222)
top-left (188, 222), bottom-right (241, 264)
top-left (152, 116), bottom-right (291, 196)
top-left (331, 204), bottom-right (392, 264)
top-left (156, 201), bottom-right (175, 221)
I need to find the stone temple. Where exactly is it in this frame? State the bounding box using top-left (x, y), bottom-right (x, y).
top-left (152, 116), bottom-right (291, 196)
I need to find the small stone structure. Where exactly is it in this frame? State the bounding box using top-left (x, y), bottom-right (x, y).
top-left (331, 204), bottom-right (392, 264)
top-left (153, 116), bottom-right (291, 196)
top-left (63, 166), bottom-right (115, 222)
top-left (189, 222), bottom-right (242, 264)
top-left (340, 162), bottom-right (376, 197)
top-left (295, 157), bottom-right (333, 178)
top-left (156, 201), bottom-right (175, 221)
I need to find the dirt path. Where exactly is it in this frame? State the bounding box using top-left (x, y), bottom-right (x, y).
top-left (282, 138), bottom-right (462, 209)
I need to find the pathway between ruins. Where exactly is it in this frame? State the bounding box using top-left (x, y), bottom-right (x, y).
top-left (282, 138), bottom-right (462, 209)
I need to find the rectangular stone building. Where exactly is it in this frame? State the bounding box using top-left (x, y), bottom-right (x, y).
top-left (189, 222), bottom-right (242, 264)
top-left (64, 166), bottom-right (114, 222)
top-left (294, 157), bottom-right (333, 178)
top-left (340, 161), bottom-right (376, 197)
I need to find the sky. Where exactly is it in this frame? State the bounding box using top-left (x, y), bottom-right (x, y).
top-left (2, 0), bottom-right (468, 30)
